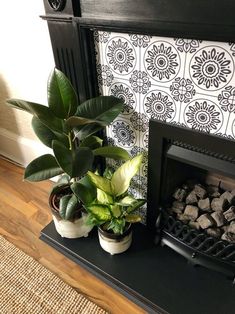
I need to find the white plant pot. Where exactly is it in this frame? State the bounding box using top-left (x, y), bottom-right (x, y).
top-left (98, 225), bottom-right (132, 255)
top-left (52, 213), bottom-right (93, 239)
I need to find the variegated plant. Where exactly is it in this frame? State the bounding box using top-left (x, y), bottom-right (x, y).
top-left (75, 154), bottom-right (146, 234)
top-left (7, 68), bottom-right (129, 220)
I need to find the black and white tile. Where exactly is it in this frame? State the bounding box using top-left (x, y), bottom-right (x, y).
top-left (94, 31), bottom-right (235, 220)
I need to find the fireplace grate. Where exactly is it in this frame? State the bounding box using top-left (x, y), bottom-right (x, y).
top-left (172, 140), bottom-right (235, 164)
top-left (161, 212), bottom-right (235, 277)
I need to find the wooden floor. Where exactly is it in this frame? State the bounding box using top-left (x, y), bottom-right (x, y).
top-left (0, 157), bottom-right (145, 314)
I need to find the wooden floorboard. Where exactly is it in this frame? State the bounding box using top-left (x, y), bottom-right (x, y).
top-left (0, 157), bottom-right (145, 314)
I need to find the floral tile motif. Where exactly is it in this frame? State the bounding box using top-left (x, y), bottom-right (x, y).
top-left (94, 31), bottom-right (235, 220)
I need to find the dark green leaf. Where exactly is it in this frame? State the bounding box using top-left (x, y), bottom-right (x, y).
top-left (48, 68), bottom-right (78, 118)
top-left (76, 96), bottom-right (124, 124)
top-left (93, 146), bottom-right (130, 160)
top-left (32, 116), bottom-right (57, 148)
top-left (65, 116), bottom-right (105, 131)
top-left (24, 154), bottom-right (63, 182)
top-left (65, 194), bottom-right (79, 220)
top-left (71, 175), bottom-right (96, 205)
top-left (80, 135), bottom-right (103, 150)
top-left (75, 123), bottom-right (104, 141)
top-left (59, 195), bottom-right (71, 219)
top-left (6, 99), bottom-right (64, 133)
top-left (53, 140), bottom-right (94, 178)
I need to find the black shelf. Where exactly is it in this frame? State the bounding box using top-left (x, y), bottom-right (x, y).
top-left (41, 222), bottom-right (235, 314)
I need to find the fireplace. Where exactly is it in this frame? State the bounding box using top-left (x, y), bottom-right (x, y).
top-left (147, 120), bottom-right (235, 278)
top-left (40, 1), bottom-right (235, 312)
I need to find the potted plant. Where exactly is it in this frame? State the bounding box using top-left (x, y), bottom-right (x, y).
top-left (6, 68), bottom-right (129, 238)
top-left (80, 154), bottom-right (146, 254)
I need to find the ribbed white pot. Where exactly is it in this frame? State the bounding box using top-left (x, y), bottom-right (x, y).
top-left (98, 226), bottom-right (132, 255)
top-left (52, 213), bottom-right (93, 239)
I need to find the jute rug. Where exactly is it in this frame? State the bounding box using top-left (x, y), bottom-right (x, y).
top-left (0, 236), bottom-right (107, 314)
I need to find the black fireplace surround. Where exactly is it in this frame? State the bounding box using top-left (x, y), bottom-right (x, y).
top-left (40, 1), bottom-right (235, 313)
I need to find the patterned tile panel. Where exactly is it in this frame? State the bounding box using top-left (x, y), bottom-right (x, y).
top-left (94, 31), bottom-right (235, 221)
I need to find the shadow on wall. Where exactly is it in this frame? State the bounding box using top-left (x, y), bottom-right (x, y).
top-left (0, 74), bottom-right (24, 165)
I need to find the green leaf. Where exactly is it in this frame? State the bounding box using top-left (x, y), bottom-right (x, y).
top-left (24, 154), bottom-right (63, 182)
top-left (80, 136), bottom-right (103, 150)
top-left (127, 199), bottom-right (146, 213)
top-left (93, 146), bottom-right (130, 161)
top-left (65, 116), bottom-right (106, 131)
top-left (71, 175), bottom-right (96, 205)
top-left (32, 117), bottom-right (69, 148)
top-left (65, 194), bottom-right (79, 220)
top-left (107, 218), bottom-right (125, 234)
top-left (6, 99), bottom-right (64, 133)
top-left (59, 195), bottom-right (71, 219)
top-left (111, 154), bottom-right (143, 196)
top-left (125, 214), bottom-right (142, 223)
top-left (103, 167), bottom-right (114, 180)
top-left (87, 171), bottom-right (113, 195)
top-left (110, 205), bottom-right (121, 218)
top-left (119, 195), bottom-right (137, 206)
top-left (75, 124), bottom-right (104, 140)
top-left (48, 68), bottom-right (78, 119)
top-left (32, 116), bottom-right (55, 148)
top-left (97, 189), bottom-right (113, 204)
top-left (53, 141), bottom-right (94, 178)
top-left (76, 96), bottom-right (124, 124)
top-left (86, 204), bottom-right (112, 221)
top-left (57, 174), bottom-right (71, 185)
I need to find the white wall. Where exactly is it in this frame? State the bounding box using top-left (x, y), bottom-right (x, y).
top-left (0, 1), bottom-right (54, 166)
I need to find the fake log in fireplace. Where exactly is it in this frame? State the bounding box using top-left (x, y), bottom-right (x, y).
top-left (147, 120), bottom-right (235, 279)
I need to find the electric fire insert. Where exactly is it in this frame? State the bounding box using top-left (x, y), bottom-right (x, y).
top-left (147, 120), bottom-right (235, 279)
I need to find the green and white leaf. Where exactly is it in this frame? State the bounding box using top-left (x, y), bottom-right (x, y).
top-left (125, 214), bottom-right (142, 223)
top-left (86, 204), bottom-right (112, 221)
top-left (111, 154), bottom-right (143, 196)
top-left (127, 199), bottom-right (146, 213)
top-left (24, 154), bottom-right (63, 182)
top-left (97, 189), bottom-right (113, 204)
top-left (110, 205), bottom-right (121, 218)
top-left (87, 171), bottom-right (113, 195)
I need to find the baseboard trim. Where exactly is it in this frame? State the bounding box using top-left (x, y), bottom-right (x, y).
top-left (0, 128), bottom-right (51, 167)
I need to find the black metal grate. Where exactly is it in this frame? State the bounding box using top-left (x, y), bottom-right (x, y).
top-left (172, 140), bottom-right (235, 164)
top-left (163, 214), bottom-right (235, 263)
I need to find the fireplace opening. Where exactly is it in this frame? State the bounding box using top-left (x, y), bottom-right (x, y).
top-left (147, 120), bottom-right (235, 279)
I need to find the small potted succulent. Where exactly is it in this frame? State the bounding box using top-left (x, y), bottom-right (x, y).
top-left (82, 154), bottom-right (146, 254)
top-left (7, 68), bottom-right (129, 238)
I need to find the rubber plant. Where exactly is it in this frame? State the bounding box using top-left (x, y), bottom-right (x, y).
top-left (76, 154), bottom-right (146, 254)
top-left (6, 68), bottom-right (130, 238)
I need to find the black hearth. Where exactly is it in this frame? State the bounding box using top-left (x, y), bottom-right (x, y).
top-left (147, 120), bottom-right (235, 279)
